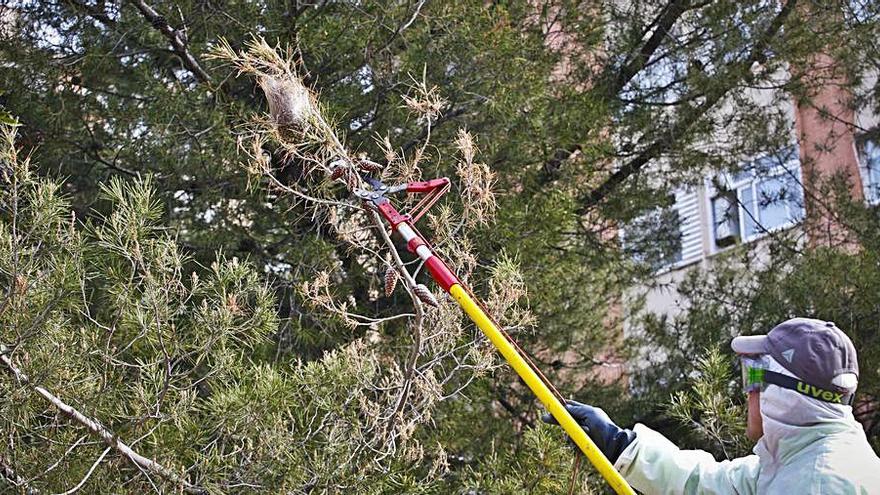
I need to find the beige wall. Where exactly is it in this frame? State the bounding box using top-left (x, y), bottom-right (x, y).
top-left (625, 228), bottom-right (802, 337)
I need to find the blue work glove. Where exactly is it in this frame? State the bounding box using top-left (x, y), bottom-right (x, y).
top-left (541, 400), bottom-right (636, 464)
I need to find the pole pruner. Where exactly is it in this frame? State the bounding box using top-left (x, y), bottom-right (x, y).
top-left (355, 175), bottom-right (636, 495)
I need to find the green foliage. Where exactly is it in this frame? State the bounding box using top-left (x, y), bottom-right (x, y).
top-left (0, 89), bottom-right (14, 125)
top-left (666, 348), bottom-right (750, 460)
top-left (456, 423), bottom-right (599, 495)
top-left (0, 127), bottom-right (434, 492)
top-left (0, 106), bottom-right (568, 491)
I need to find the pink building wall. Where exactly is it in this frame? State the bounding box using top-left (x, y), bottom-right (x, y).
top-left (794, 54), bottom-right (866, 249)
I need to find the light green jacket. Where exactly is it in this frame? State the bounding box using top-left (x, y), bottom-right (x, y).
top-left (615, 423), bottom-right (880, 494)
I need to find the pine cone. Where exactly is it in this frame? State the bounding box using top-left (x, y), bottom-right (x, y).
top-left (13, 274), bottom-right (27, 295)
top-left (345, 169), bottom-right (359, 190)
top-left (414, 284), bottom-right (439, 308)
top-left (330, 166), bottom-right (345, 180)
top-left (384, 266), bottom-right (399, 297)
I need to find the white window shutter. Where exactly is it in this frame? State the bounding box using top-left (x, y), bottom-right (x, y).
top-left (674, 189), bottom-right (702, 264)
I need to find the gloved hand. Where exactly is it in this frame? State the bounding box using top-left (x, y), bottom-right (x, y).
top-left (541, 400), bottom-right (636, 464)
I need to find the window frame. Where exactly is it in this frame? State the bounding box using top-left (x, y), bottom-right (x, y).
top-left (705, 151), bottom-right (804, 254)
top-left (856, 134), bottom-right (880, 205)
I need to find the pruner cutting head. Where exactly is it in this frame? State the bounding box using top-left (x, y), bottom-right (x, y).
top-left (354, 175), bottom-right (451, 227)
top-left (353, 176), bottom-right (404, 206)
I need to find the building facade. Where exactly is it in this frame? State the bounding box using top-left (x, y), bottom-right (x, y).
top-left (629, 66), bottom-right (879, 323)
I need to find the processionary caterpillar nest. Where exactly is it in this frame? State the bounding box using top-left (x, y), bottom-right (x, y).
top-left (258, 75), bottom-right (313, 130)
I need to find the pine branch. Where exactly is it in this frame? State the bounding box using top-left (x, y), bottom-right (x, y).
top-left (55, 447), bottom-right (111, 495)
top-left (400, 105), bottom-right (469, 154)
top-left (130, 0), bottom-right (212, 84)
top-left (612, 0), bottom-right (696, 93)
top-left (539, 0), bottom-right (696, 180)
top-left (0, 349), bottom-right (205, 494)
top-left (575, 0), bottom-right (799, 213)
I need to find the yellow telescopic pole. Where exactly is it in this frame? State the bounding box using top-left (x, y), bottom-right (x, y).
top-left (449, 284), bottom-right (636, 495)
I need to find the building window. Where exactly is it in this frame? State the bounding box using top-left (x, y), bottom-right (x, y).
top-left (622, 189), bottom-right (702, 271)
top-left (622, 203), bottom-right (683, 270)
top-left (857, 136), bottom-right (880, 204)
top-left (708, 149), bottom-right (804, 250)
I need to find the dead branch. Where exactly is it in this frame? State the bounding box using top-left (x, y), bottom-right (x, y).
top-left (369, 210), bottom-right (424, 422)
top-left (0, 348), bottom-right (205, 494)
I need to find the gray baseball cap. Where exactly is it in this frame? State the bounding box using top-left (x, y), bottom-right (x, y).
top-left (731, 317), bottom-right (859, 392)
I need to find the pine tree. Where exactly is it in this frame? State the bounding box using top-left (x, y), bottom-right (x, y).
top-left (2, 1), bottom-right (880, 492)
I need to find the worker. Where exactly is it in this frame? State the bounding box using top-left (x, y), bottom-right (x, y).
top-left (543, 317), bottom-right (880, 494)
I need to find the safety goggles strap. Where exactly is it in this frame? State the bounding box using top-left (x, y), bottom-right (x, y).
top-left (763, 370), bottom-right (855, 406)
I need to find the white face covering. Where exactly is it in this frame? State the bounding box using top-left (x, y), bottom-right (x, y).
top-left (760, 355), bottom-right (854, 425)
top-left (758, 355), bottom-right (859, 456)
